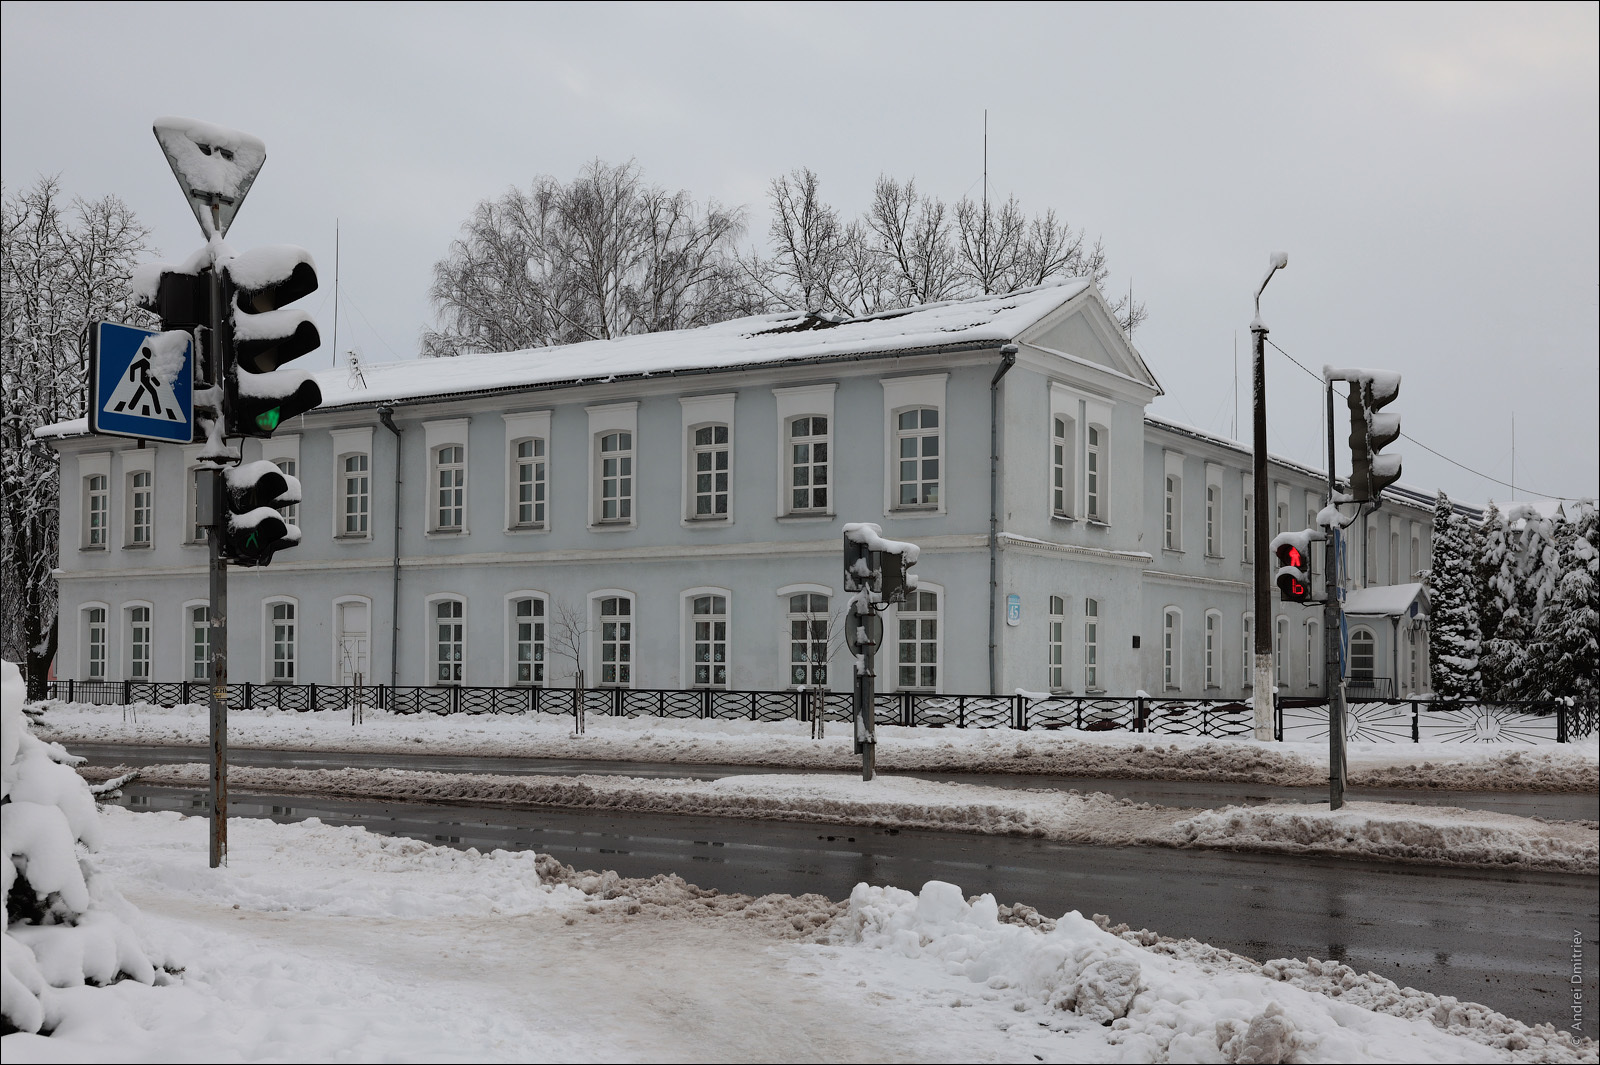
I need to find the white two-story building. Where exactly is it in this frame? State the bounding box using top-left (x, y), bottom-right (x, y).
top-left (42, 280), bottom-right (1435, 700)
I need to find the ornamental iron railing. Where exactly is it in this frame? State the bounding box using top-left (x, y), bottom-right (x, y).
top-left (43, 679), bottom-right (1595, 743)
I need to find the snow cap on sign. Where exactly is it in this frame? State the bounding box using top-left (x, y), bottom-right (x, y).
top-left (153, 116), bottom-right (267, 238)
top-left (143, 331), bottom-right (190, 387)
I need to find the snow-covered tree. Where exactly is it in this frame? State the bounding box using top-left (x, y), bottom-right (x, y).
top-left (1474, 501), bottom-right (1506, 673)
top-left (1529, 504), bottom-right (1599, 704)
top-left (423, 160), bottom-right (751, 356)
top-left (1, 178), bottom-right (150, 697)
top-left (1426, 493), bottom-right (1481, 700)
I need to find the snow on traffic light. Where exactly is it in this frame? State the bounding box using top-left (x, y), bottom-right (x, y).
top-left (1327, 368), bottom-right (1402, 503)
top-left (224, 245), bottom-right (323, 438)
top-left (1270, 528), bottom-right (1323, 604)
top-left (222, 460), bottom-right (302, 567)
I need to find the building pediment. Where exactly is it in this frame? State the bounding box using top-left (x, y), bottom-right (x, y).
top-left (1017, 287), bottom-right (1162, 398)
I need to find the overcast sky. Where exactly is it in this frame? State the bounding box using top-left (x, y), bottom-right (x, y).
top-left (4, 2), bottom-right (1595, 504)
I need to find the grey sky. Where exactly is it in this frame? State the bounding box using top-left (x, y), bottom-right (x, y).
top-left (4, 2), bottom-right (1595, 504)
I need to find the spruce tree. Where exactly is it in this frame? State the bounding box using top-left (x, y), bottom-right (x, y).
top-left (1428, 494), bottom-right (1481, 700)
top-left (1533, 503), bottom-right (1599, 704)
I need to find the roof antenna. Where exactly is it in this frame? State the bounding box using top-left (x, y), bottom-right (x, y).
top-left (347, 348), bottom-right (367, 391)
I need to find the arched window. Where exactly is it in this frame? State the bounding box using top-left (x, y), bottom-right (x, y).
top-left (341, 453), bottom-right (370, 537)
top-left (512, 438), bottom-right (546, 528)
top-left (190, 605), bottom-right (210, 681)
top-left (268, 601), bottom-right (297, 682)
top-left (1085, 425), bottom-right (1105, 520)
top-left (1164, 476), bottom-right (1180, 549)
top-left (1389, 531), bottom-right (1400, 585)
top-left (597, 432), bottom-right (634, 523)
top-left (434, 599), bottom-right (464, 685)
top-left (85, 607), bottom-right (107, 679)
top-left (128, 470), bottom-right (153, 545)
top-left (127, 606), bottom-right (152, 680)
top-left (896, 589), bottom-right (940, 690)
top-left (788, 593), bottom-right (830, 687)
top-left (690, 594), bottom-right (728, 687)
top-left (598, 596), bottom-right (633, 685)
top-left (690, 425), bottom-right (731, 519)
top-left (512, 597), bottom-right (545, 685)
top-left (1205, 486), bottom-right (1218, 556)
top-left (1350, 628), bottom-right (1376, 683)
top-left (1048, 596), bottom-right (1065, 690)
top-left (787, 416), bottom-right (829, 513)
top-left (1162, 609), bottom-right (1182, 690)
top-left (435, 445), bottom-right (465, 531)
top-left (1052, 419), bottom-right (1071, 517)
top-left (1084, 598), bottom-right (1100, 690)
top-left (895, 408), bottom-right (940, 507)
top-left (84, 474), bottom-right (109, 547)
top-left (1204, 611), bottom-right (1220, 688)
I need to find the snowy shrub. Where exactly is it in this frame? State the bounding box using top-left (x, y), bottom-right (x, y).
top-left (2, 660), bottom-right (163, 1036)
top-left (1427, 493), bottom-right (1482, 699)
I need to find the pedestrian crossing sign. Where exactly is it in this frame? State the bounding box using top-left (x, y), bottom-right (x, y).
top-left (88, 321), bottom-right (195, 443)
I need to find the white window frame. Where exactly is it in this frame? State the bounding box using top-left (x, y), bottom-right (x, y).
top-left (433, 444), bottom-right (467, 533)
top-left (774, 384), bottom-right (836, 518)
top-left (1162, 607), bottom-right (1182, 691)
top-left (329, 427), bottom-right (375, 542)
top-left (1275, 615), bottom-right (1288, 687)
top-left (1163, 450), bottom-right (1184, 551)
top-left (1350, 627), bottom-right (1377, 682)
top-left (502, 411), bottom-right (552, 533)
top-left (1048, 595), bottom-right (1066, 691)
top-left (891, 583), bottom-right (944, 693)
top-left (1051, 417), bottom-right (1073, 518)
top-left (590, 589), bottom-right (636, 687)
top-left (681, 587), bottom-right (732, 688)
top-left (1083, 400), bottom-right (1112, 524)
top-left (331, 595), bottom-right (374, 687)
top-left (779, 584), bottom-right (833, 689)
top-left (124, 601), bottom-right (153, 680)
top-left (1204, 610), bottom-right (1221, 689)
top-left (1306, 619), bottom-right (1320, 688)
top-left (263, 597), bottom-right (299, 684)
top-left (260, 435), bottom-right (301, 529)
top-left (882, 374), bottom-right (947, 516)
top-left (80, 452), bottom-right (110, 549)
top-left (422, 418), bottom-right (470, 535)
top-left (1242, 613), bottom-right (1253, 689)
top-left (504, 591), bottom-right (548, 686)
top-left (1389, 528), bottom-right (1400, 585)
top-left (1083, 597), bottom-right (1101, 692)
top-left (180, 444), bottom-right (207, 545)
top-left (1410, 527), bottom-right (1422, 581)
top-left (680, 393), bottom-right (735, 525)
top-left (123, 448), bottom-right (155, 548)
top-left (587, 403), bottom-right (639, 529)
top-left (1204, 463), bottom-right (1223, 558)
top-left (426, 594), bottom-right (467, 686)
top-left (183, 600), bottom-right (210, 682)
top-left (82, 603), bottom-right (109, 679)
top-left (1242, 482), bottom-right (1254, 566)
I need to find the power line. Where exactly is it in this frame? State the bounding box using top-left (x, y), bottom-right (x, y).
top-left (1263, 337), bottom-right (1584, 502)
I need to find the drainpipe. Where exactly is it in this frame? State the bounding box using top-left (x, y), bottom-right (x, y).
top-left (988, 343), bottom-right (1019, 696)
top-left (378, 407), bottom-right (403, 690)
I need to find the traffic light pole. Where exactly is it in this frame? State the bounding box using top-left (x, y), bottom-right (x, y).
top-left (855, 642), bottom-right (876, 781)
top-left (205, 262), bottom-right (229, 867)
top-left (1250, 319), bottom-right (1276, 739)
top-left (1324, 379), bottom-right (1346, 810)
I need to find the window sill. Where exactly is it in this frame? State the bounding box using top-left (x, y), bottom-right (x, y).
top-left (588, 522), bottom-right (636, 533)
top-left (80, 545), bottom-right (108, 552)
top-left (1085, 688), bottom-right (1106, 695)
top-left (123, 543), bottom-right (152, 550)
top-left (506, 525), bottom-right (548, 535)
top-left (888, 507), bottom-right (944, 519)
top-left (1204, 553), bottom-right (1226, 562)
top-left (777, 512), bottom-right (835, 523)
top-left (1050, 514), bottom-right (1077, 524)
top-left (684, 516), bottom-right (732, 527)
top-left (1084, 520), bottom-right (1111, 530)
top-left (1162, 547), bottom-right (1184, 556)
top-left (336, 534), bottom-right (374, 544)
top-left (426, 529), bottom-right (469, 539)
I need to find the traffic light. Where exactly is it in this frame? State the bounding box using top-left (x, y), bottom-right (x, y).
top-left (223, 246), bottom-right (322, 437)
top-left (1343, 370), bottom-right (1402, 502)
top-left (879, 549), bottom-right (914, 605)
top-left (1270, 529), bottom-right (1323, 603)
top-left (222, 460), bottom-right (301, 566)
top-left (844, 533), bottom-right (876, 594)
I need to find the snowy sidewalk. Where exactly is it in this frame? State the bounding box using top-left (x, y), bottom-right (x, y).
top-left (35, 701), bottom-right (1600, 792)
top-left (81, 762), bottom-right (1600, 874)
top-left (6, 808), bottom-right (1593, 1064)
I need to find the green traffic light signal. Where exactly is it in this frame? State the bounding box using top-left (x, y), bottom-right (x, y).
top-left (255, 407), bottom-right (280, 432)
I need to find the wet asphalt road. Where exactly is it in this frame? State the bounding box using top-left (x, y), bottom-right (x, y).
top-left (73, 741), bottom-right (1600, 820)
top-left (113, 783), bottom-right (1597, 1030)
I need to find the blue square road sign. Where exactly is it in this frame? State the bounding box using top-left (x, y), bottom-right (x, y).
top-left (88, 321), bottom-right (194, 444)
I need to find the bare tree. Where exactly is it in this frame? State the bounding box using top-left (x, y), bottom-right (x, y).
top-left (547, 598), bottom-right (589, 686)
top-left (2, 177), bottom-right (151, 696)
top-left (424, 160), bottom-right (747, 356)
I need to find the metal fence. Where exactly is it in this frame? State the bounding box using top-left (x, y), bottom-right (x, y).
top-left (43, 678), bottom-right (1596, 743)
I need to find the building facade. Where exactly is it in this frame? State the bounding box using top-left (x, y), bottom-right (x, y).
top-left (43, 281), bottom-right (1435, 699)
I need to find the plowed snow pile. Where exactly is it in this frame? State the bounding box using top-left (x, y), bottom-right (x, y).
top-left (82, 763), bottom-right (1600, 873)
top-left (34, 700), bottom-right (1600, 791)
top-left (6, 803), bottom-right (1594, 1063)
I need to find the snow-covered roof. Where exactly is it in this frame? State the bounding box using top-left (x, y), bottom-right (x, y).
top-left (317, 280), bottom-right (1091, 411)
top-left (1343, 582), bottom-right (1428, 618)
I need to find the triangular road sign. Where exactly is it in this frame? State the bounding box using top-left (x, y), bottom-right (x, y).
top-left (153, 116), bottom-right (266, 238)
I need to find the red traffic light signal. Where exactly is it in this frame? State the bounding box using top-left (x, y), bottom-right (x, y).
top-left (1275, 542), bottom-right (1310, 603)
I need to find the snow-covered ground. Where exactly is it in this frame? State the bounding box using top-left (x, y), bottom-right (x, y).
top-left (75, 762), bottom-right (1600, 874)
top-left (34, 700), bottom-right (1600, 792)
top-left (6, 807), bottom-right (1595, 1064)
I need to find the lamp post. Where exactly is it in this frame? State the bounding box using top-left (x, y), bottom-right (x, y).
top-left (1251, 253), bottom-right (1288, 741)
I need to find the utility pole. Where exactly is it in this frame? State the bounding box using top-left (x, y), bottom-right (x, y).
top-left (1250, 253), bottom-right (1287, 740)
top-left (1323, 380), bottom-right (1346, 809)
top-left (204, 223), bottom-right (229, 867)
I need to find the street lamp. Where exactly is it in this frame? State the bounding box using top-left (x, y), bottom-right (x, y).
top-left (1251, 252), bottom-right (1287, 740)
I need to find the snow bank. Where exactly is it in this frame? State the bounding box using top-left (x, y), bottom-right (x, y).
top-left (84, 763), bottom-right (1600, 874)
top-left (1, 662), bottom-right (167, 1037)
top-left (835, 880), bottom-right (1592, 1063)
top-left (35, 699), bottom-right (1600, 792)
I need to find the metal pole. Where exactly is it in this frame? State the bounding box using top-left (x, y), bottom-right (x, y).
top-left (1324, 378), bottom-right (1346, 810)
top-left (1251, 322), bottom-right (1275, 738)
top-left (857, 641), bottom-right (876, 781)
top-left (205, 262), bottom-right (228, 867)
